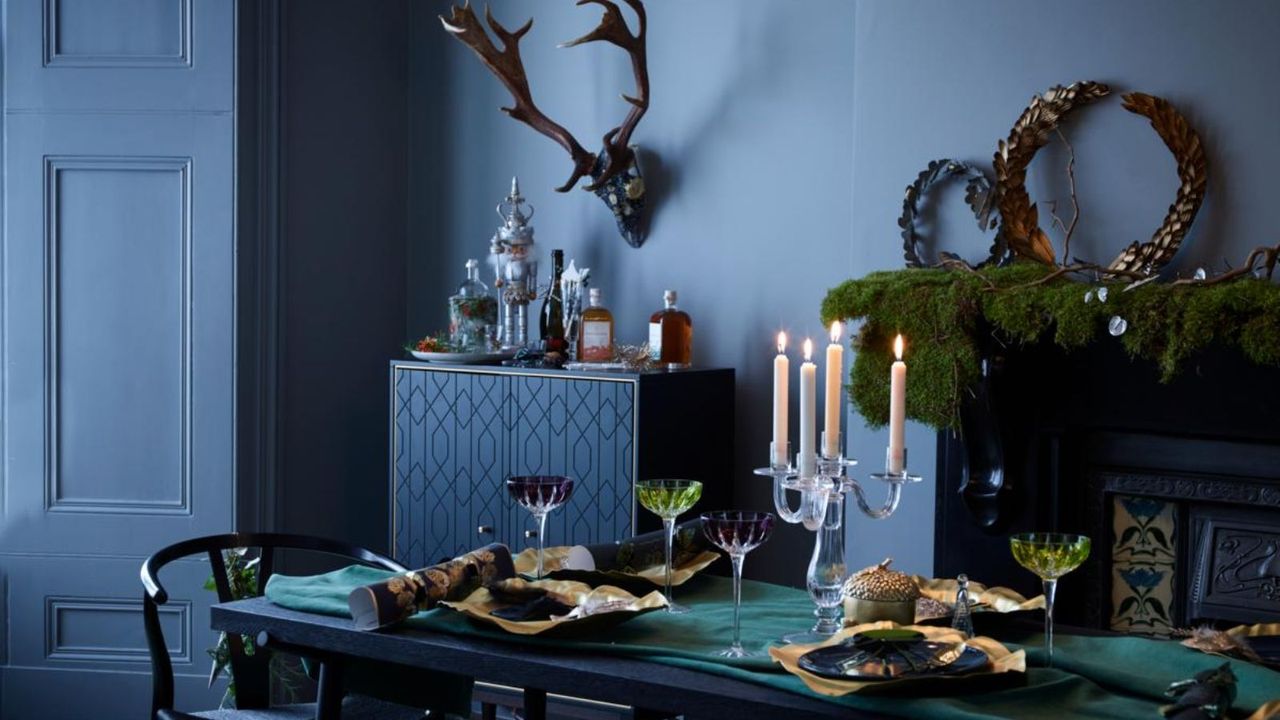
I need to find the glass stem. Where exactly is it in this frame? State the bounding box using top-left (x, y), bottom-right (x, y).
top-left (731, 553), bottom-right (745, 651)
top-left (1043, 578), bottom-right (1057, 668)
top-left (662, 517), bottom-right (675, 605)
top-left (535, 511), bottom-right (548, 579)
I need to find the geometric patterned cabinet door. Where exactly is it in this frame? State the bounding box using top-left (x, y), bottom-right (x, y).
top-left (390, 363), bottom-right (734, 569)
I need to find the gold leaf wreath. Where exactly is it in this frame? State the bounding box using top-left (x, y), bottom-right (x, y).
top-left (1107, 93), bottom-right (1208, 274)
top-left (993, 81), bottom-right (1112, 266)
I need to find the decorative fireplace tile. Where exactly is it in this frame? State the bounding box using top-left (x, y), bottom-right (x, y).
top-left (1110, 495), bottom-right (1178, 635)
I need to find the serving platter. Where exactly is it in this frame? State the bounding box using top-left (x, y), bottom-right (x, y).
top-left (409, 349), bottom-right (516, 364)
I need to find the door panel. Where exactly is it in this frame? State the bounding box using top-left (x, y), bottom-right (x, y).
top-left (4, 0), bottom-right (233, 111)
top-left (3, 112), bottom-right (234, 556)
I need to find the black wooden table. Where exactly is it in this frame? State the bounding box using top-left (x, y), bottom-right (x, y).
top-left (211, 597), bottom-right (872, 720)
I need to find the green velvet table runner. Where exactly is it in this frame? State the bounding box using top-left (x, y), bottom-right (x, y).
top-left (265, 566), bottom-right (1280, 719)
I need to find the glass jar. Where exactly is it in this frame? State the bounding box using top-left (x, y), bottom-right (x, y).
top-left (449, 259), bottom-right (498, 351)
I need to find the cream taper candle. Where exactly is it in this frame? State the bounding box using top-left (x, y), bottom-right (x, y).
top-left (799, 338), bottom-right (816, 478)
top-left (888, 334), bottom-right (906, 474)
top-left (824, 321), bottom-right (844, 458)
top-left (772, 332), bottom-right (789, 466)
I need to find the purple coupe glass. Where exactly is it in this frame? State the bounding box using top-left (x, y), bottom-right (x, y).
top-left (506, 475), bottom-right (575, 579)
top-left (701, 511), bottom-right (775, 658)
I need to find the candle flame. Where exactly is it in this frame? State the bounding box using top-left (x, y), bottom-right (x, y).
top-left (830, 321), bottom-right (842, 343)
top-left (803, 338), bottom-right (813, 361)
top-left (894, 334), bottom-right (904, 360)
top-left (777, 331), bottom-right (787, 353)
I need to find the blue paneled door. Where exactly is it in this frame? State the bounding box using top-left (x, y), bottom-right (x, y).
top-left (1, 0), bottom-right (236, 716)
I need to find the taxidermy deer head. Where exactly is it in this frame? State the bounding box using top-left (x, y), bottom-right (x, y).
top-left (441, 1), bottom-right (651, 248)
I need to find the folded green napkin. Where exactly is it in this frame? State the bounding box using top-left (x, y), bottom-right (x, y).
top-left (266, 567), bottom-right (1280, 719)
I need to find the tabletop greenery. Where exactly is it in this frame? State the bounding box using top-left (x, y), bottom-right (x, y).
top-left (820, 262), bottom-right (1280, 430)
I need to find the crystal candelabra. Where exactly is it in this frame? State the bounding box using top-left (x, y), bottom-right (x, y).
top-left (756, 433), bottom-right (922, 644)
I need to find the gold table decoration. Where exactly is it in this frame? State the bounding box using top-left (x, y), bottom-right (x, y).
top-left (911, 575), bottom-right (1045, 621)
top-left (513, 546), bottom-right (720, 587)
top-left (442, 578), bottom-right (666, 639)
top-left (770, 621), bottom-right (1025, 697)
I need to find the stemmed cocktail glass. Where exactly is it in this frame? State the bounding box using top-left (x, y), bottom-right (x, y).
top-left (507, 475), bottom-right (575, 579)
top-left (701, 511), bottom-right (775, 658)
top-left (636, 479), bottom-right (703, 613)
top-left (1010, 532), bottom-right (1091, 668)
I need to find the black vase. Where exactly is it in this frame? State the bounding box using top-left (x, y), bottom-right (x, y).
top-left (957, 357), bottom-right (1007, 529)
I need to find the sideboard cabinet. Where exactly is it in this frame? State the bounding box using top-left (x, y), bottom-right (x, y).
top-left (389, 362), bottom-right (734, 568)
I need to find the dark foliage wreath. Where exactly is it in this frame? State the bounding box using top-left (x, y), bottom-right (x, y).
top-left (899, 159), bottom-right (1002, 269)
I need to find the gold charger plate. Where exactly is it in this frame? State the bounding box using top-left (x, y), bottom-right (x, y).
top-left (442, 578), bottom-right (667, 639)
top-left (771, 622), bottom-right (1025, 697)
top-left (912, 576), bottom-right (1045, 619)
top-left (513, 547), bottom-right (720, 590)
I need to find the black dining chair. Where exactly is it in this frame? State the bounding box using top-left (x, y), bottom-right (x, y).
top-left (141, 532), bottom-right (434, 720)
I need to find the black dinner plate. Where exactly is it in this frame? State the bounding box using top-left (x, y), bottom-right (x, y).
top-left (798, 630), bottom-right (991, 682)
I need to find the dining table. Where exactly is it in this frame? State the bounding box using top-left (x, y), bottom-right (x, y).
top-left (210, 566), bottom-right (1280, 720)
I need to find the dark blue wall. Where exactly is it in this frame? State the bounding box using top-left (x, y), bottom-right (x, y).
top-left (410, 0), bottom-right (1280, 579)
top-left (277, 0), bottom-right (410, 555)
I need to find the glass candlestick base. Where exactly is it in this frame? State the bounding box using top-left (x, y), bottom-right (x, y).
top-left (867, 447), bottom-right (923, 485)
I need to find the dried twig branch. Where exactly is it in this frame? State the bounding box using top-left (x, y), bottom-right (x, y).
top-left (993, 263), bottom-right (1148, 293)
top-left (934, 257), bottom-right (997, 290)
top-left (1056, 129), bottom-right (1080, 262)
top-left (1171, 243), bottom-right (1280, 286)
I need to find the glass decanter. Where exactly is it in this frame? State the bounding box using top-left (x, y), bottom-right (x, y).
top-left (449, 259), bottom-right (498, 351)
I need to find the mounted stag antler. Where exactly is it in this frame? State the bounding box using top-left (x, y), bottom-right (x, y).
top-left (560, 0), bottom-right (649, 190)
top-left (441, 1), bottom-right (651, 247)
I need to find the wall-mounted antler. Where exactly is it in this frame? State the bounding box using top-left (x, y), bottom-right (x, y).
top-left (560, 0), bottom-right (649, 189)
top-left (440, 1), bottom-right (648, 193)
top-left (441, 1), bottom-right (652, 247)
top-left (440, 3), bottom-right (597, 192)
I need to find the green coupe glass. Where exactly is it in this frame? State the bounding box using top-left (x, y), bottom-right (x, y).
top-left (1010, 532), bottom-right (1091, 667)
top-left (637, 479), bottom-right (703, 613)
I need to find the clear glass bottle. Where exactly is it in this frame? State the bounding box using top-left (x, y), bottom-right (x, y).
top-left (648, 290), bottom-right (692, 368)
top-left (448, 259), bottom-right (498, 351)
top-left (539, 249), bottom-right (567, 353)
top-left (578, 288), bottom-right (615, 362)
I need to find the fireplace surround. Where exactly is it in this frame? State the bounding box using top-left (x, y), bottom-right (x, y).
top-left (934, 337), bottom-right (1280, 633)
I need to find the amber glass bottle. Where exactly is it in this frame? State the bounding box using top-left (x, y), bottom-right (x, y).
top-left (648, 290), bottom-right (692, 368)
top-left (578, 288), bottom-right (615, 362)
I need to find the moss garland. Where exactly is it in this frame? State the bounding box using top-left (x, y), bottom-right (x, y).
top-left (820, 263), bottom-right (1280, 430)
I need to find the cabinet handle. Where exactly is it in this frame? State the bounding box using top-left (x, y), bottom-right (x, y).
top-left (524, 529), bottom-right (538, 539)
top-left (477, 525), bottom-right (493, 535)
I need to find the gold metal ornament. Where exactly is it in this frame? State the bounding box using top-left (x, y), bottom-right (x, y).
top-left (1107, 93), bottom-right (1209, 275)
top-left (993, 81), bottom-right (1112, 266)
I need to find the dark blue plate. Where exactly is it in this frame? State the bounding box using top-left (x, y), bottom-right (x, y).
top-left (798, 631), bottom-right (990, 681)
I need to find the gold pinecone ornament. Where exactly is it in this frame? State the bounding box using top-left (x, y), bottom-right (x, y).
top-left (842, 558), bottom-right (921, 626)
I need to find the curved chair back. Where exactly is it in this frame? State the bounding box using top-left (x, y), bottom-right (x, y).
top-left (140, 533), bottom-right (406, 718)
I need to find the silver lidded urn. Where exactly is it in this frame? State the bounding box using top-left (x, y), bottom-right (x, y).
top-left (489, 178), bottom-right (539, 349)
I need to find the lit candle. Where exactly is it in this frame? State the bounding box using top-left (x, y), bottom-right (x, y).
top-left (772, 332), bottom-right (789, 466)
top-left (824, 321), bottom-right (844, 458)
top-left (799, 339), bottom-right (816, 478)
top-left (888, 334), bottom-right (907, 474)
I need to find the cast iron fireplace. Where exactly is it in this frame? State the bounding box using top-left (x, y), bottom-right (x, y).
top-left (933, 338), bottom-right (1280, 634)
